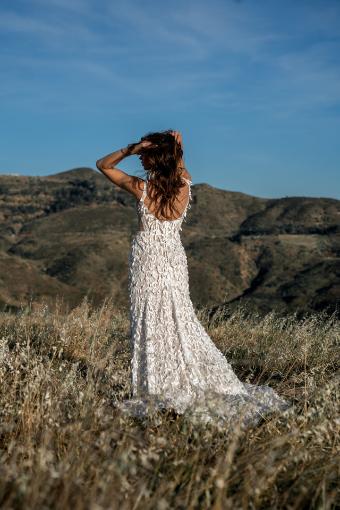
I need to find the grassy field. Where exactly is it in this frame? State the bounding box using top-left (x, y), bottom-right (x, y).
top-left (0, 297), bottom-right (339, 509)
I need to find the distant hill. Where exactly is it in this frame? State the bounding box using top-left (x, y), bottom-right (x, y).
top-left (1, 167), bottom-right (339, 316)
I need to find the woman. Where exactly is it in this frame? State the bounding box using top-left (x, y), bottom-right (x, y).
top-left (96, 129), bottom-right (290, 428)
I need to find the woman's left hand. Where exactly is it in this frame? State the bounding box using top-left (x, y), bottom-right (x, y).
top-left (127, 140), bottom-right (157, 155)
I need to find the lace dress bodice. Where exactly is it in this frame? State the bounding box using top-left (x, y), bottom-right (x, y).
top-left (136, 176), bottom-right (192, 234)
top-left (116, 176), bottom-right (291, 429)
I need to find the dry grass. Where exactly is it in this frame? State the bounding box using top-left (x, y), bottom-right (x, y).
top-left (0, 296), bottom-right (339, 509)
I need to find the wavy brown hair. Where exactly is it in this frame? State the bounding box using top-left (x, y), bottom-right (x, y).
top-left (130, 129), bottom-right (187, 220)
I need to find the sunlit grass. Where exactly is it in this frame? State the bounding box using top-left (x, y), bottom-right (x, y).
top-left (0, 296), bottom-right (339, 509)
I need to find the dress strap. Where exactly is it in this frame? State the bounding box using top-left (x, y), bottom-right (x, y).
top-left (181, 176), bottom-right (192, 206)
top-left (140, 179), bottom-right (147, 202)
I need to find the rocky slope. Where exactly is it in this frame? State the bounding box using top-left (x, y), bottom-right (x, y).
top-left (1, 167), bottom-right (339, 316)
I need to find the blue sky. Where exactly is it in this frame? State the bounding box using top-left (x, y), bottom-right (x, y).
top-left (0, 0), bottom-right (339, 199)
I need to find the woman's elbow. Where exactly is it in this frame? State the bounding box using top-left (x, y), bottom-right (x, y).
top-left (96, 160), bottom-right (104, 170)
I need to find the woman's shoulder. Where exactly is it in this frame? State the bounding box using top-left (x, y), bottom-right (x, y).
top-left (135, 177), bottom-right (145, 191)
top-left (180, 168), bottom-right (192, 181)
top-left (130, 176), bottom-right (145, 201)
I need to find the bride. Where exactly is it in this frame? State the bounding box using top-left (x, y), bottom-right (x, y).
top-left (96, 129), bottom-right (291, 428)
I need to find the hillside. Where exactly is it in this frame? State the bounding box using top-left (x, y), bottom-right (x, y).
top-left (0, 167), bottom-right (339, 316)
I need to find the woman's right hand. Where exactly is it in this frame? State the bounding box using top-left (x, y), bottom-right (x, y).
top-left (171, 130), bottom-right (183, 149)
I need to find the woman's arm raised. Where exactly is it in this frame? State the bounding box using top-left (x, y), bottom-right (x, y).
top-left (95, 141), bottom-right (152, 197)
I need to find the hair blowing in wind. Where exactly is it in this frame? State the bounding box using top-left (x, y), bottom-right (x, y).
top-left (129, 129), bottom-right (187, 220)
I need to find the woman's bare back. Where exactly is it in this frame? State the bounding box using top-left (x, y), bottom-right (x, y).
top-left (137, 171), bottom-right (192, 221)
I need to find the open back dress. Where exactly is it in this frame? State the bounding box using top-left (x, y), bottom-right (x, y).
top-left (117, 176), bottom-right (291, 428)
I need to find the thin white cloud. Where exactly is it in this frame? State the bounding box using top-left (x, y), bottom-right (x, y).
top-left (169, 1), bottom-right (284, 57)
top-left (1, 0), bottom-right (340, 117)
top-left (31, 0), bottom-right (92, 13)
top-left (0, 10), bottom-right (61, 37)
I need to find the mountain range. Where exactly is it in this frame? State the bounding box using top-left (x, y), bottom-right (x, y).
top-left (1, 167), bottom-right (339, 317)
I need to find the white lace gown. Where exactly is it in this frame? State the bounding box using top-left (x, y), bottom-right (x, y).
top-left (117, 177), bottom-right (291, 428)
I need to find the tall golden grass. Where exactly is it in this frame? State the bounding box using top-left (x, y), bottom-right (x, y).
top-left (0, 296), bottom-right (339, 509)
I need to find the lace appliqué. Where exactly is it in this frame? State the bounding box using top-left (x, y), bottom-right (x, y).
top-left (116, 177), bottom-right (291, 428)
